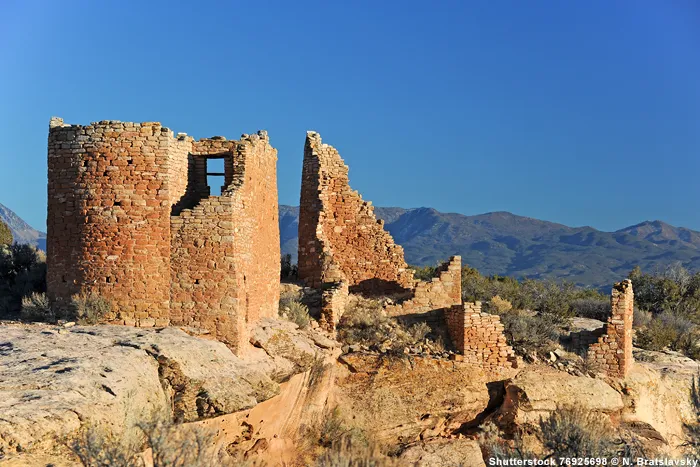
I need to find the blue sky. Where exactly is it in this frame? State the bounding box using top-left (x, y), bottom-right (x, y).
top-left (1, 0), bottom-right (698, 232)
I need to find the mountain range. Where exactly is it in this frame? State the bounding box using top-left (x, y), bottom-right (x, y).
top-left (281, 205), bottom-right (700, 288)
top-left (3, 203), bottom-right (698, 289)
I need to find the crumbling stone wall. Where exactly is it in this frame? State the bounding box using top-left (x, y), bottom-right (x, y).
top-left (385, 256), bottom-right (462, 317)
top-left (445, 302), bottom-right (518, 369)
top-left (586, 279), bottom-right (634, 378)
top-left (47, 118), bottom-right (279, 354)
top-left (298, 131), bottom-right (414, 294)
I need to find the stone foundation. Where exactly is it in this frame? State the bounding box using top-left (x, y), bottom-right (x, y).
top-left (445, 302), bottom-right (518, 369)
top-left (586, 279), bottom-right (634, 378)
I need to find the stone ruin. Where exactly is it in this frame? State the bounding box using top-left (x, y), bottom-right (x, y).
top-left (46, 118), bottom-right (280, 354)
top-left (298, 131), bottom-right (519, 369)
top-left (585, 279), bottom-right (634, 378)
top-left (298, 131), bottom-right (415, 294)
top-left (445, 302), bottom-right (518, 369)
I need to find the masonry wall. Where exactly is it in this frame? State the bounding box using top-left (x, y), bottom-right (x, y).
top-left (445, 302), bottom-right (518, 369)
top-left (587, 279), bottom-right (634, 378)
top-left (385, 256), bottom-right (462, 317)
top-left (47, 118), bottom-right (181, 324)
top-left (48, 118), bottom-right (279, 354)
top-left (320, 281), bottom-right (350, 332)
top-left (298, 131), bottom-right (414, 294)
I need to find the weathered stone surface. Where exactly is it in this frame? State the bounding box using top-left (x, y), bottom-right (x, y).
top-left (249, 318), bottom-right (317, 376)
top-left (0, 323), bottom-right (280, 459)
top-left (399, 438), bottom-right (486, 467)
top-left (495, 368), bottom-right (624, 429)
top-left (334, 353), bottom-right (495, 445)
top-left (47, 118), bottom-right (280, 355)
top-left (621, 349), bottom-right (699, 447)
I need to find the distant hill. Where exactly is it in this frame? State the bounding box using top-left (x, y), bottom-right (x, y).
top-left (0, 203), bottom-right (46, 250)
top-left (6, 201), bottom-right (699, 289)
top-left (279, 205), bottom-right (700, 288)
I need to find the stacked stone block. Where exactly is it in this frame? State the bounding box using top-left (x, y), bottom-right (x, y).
top-left (47, 118), bottom-right (279, 355)
top-left (298, 131), bottom-right (414, 294)
top-left (445, 302), bottom-right (518, 369)
top-left (320, 281), bottom-right (350, 332)
top-left (586, 279), bottom-right (634, 378)
top-left (385, 256), bottom-right (462, 317)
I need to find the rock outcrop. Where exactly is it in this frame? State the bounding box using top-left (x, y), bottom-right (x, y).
top-left (494, 368), bottom-right (624, 429)
top-left (0, 320), bottom-right (330, 463)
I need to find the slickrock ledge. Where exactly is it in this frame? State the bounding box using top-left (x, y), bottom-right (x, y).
top-left (0, 322), bottom-right (328, 459)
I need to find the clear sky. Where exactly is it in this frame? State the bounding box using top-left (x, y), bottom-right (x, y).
top-left (1, 0), bottom-right (698, 232)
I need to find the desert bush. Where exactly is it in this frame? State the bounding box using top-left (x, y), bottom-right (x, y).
top-left (635, 318), bottom-right (678, 352)
top-left (571, 297), bottom-right (610, 321)
top-left (488, 295), bottom-right (513, 314)
top-left (138, 419), bottom-right (221, 467)
top-left (500, 311), bottom-right (560, 356)
top-left (479, 421), bottom-right (538, 462)
top-left (633, 307), bottom-right (652, 328)
top-left (539, 406), bottom-right (616, 458)
top-left (315, 441), bottom-right (394, 467)
top-left (70, 418), bottom-right (226, 467)
top-left (70, 292), bottom-right (112, 324)
top-left (284, 300), bottom-right (311, 329)
top-left (629, 264), bottom-right (700, 319)
top-left (407, 322), bottom-right (431, 342)
top-left (337, 298), bottom-right (389, 348)
top-left (0, 244), bottom-right (47, 317)
top-left (70, 426), bottom-right (141, 467)
top-left (20, 292), bottom-right (54, 322)
top-left (635, 311), bottom-right (700, 359)
top-left (337, 298), bottom-right (436, 355)
top-left (281, 253), bottom-right (298, 279)
top-left (0, 220), bottom-right (12, 246)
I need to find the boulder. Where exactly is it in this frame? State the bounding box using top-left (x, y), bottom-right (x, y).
top-left (333, 353), bottom-right (494, 445)
top-left (495, 368), bottom-right (624, 429)
top-left (399, 438), bottom-right (486, 467)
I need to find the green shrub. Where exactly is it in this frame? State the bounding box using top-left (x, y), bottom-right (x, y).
top-left (0, 220), bottom-right (12, 245)
top-left (21, 292), bottom-right (54, 322)
top-left (281, 253), bottom-right (298, 279)
top-left (500, 311), bottom-right (560, 355)
top-left (635, 318), bottom-right (678, 351)
top-left (284, 300), bottom-right (311, 329)
top-left (70, 293), bottom-right (112, 324)
top-left (0, 244), bottom-right (46, 317)
top-left (488, 295), bottom-right (513, 314)
top-left (571, 298), bottom-right (610, 321)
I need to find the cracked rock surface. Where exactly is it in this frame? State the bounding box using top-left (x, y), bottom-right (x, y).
top-left (0, 323), bottom-right (283, 458)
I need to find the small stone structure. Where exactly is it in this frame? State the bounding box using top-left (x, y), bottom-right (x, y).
top-left (320, 281), bottom-right (350, 332)
top-left (298, 131), bottom-right (414, 294)
top-left (47, 118), bottom-right (280, 354)
top-left (445, 302), bottom-right (518, 369)
top-left (586, 279), bottom-right (634, 378)
top-left (385, 256), bottom-right (462, 317)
